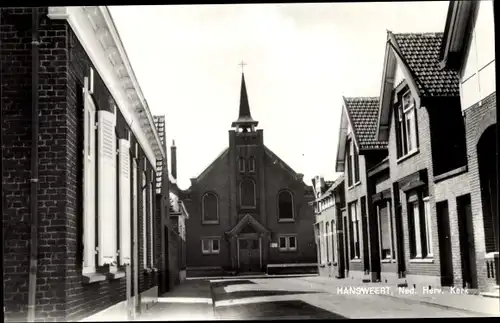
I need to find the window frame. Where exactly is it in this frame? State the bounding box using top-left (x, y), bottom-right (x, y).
top-left (349, 201), bottom-right (360, 260)
top-left (396, 89), bottom-right (419, 159)
top-left (278, 234), bottom-right (298, 252)
top-left (201, 192), bottom-right (219, 225)
top-left (277, 190), bottom-right (295, 222)
top-left (378, 200), bottom-right (395, 261)
top-left (408, 192), bottom-right (433, 260)
top-left (239, 178), bottom-right (256, 209)
top-left (201, 237), bottom-right (221, 254)
top-left (142, 169), bottom-right (148, 269)
top-left (238, 157), bottom-right (246, 173)
top-left (82, 87), bottom-right (97, 275)
top-left (248, 157), bottom-right (256, 173)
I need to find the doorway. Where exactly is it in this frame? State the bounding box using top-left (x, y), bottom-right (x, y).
top-left (457, 194), bottom-right (477, 288)
top-left (436, 200), bottom-right (453, 287)
top-left (164, 226), bottom-right (170, 293)
top-left (238, 238), bottom-right (261, 273)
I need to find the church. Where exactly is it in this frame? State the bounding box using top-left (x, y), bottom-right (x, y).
top-left (181, 71), bottom-right (317, 276)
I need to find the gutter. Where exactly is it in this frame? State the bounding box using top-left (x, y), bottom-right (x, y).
top-left (27, 8), bottom-right (40, 322)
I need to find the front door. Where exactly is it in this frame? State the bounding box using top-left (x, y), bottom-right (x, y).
top-left (238, 238), bottom-right (261, 272)
top-left (457, 194), bottom-right (477, 288)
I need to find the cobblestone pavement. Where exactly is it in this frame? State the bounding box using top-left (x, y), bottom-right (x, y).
top-left (210, 277), bottom-right (498, 319)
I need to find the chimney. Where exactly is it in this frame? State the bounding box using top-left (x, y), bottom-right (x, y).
top-left (171, 140), bottom-right (177, 180)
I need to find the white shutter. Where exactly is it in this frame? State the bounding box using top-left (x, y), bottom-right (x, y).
top-left (83, 89), bottom-right (96, 273)
top-left (119, 139), bottom-right (131, 266)
top-left (142, 171), bottom-right (148, 269)
top-left (149, 181), bottom-right (154, 267)
top-left (97, 110), bottom-right (117, 266)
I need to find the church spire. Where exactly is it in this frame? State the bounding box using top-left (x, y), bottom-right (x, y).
top-left (232, 63), bottom-right (258, 130)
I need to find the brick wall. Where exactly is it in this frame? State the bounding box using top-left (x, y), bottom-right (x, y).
top-left (387, 98), bottom-right (438, 278)
top-left (463, 92), bottom-right (497, 292)
top-left (1, 8), bottom-right (164, 321)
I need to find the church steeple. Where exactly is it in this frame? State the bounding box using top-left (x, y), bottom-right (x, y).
top-left (232, 65), bottom-right (258, 132)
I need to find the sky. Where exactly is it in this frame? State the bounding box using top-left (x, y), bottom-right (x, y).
top-left (109, 1), bottom-right (450, 190)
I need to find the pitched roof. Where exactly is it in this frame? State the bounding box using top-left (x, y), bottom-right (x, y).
top-left (391, 32), bottom-right (460, 97)
top-left (344, 97), bottom-right (388, 150)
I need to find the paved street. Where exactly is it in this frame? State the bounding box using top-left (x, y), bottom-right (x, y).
top-left (136, 276), bottom-right (499, 320)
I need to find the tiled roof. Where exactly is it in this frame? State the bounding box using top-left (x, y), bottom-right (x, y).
top-left (344, 97), bottom-right (388, 150)
top-left (392, 32), bottom-right (460, 97)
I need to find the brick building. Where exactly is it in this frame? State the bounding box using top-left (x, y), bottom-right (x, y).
top-left (1, 6), bottom-right (174, 321)
top-left (437, 0), bottom-right (498, 294)
top-left (311, 175), bottom-right (345, 279)
top-left (313, 0), bottom-right (497, 296)
top-left (335, 97), bottom-right (388, 282)
top-left (182, 72), bottom-right (317, 277)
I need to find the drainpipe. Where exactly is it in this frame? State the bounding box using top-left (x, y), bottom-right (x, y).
top-left (27, 7), bottom-right (40, 323)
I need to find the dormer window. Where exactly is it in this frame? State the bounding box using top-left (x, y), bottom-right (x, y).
top-left (396, 90), bottom-right (418, 158)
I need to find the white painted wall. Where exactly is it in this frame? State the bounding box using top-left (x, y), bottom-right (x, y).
top-left (460, 0), bottom-right (496, 111)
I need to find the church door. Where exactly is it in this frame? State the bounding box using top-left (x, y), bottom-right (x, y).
top-left (238, 238), bottom-right (261, 272)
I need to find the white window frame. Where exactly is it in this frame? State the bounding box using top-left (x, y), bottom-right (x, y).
top-left (278, 235), bottom-right (297, 252)
top-left (82, 87), bottom-right (96, 275)
top-left (332, 219), bottom-right (338, 263)
top-left (423, 196), bottom-right (433, 258)
top-left (399, 90), bottom-right (418, 157)
top-left (142, 170), bottom-right (148, 269)
top-left (378, 200), bottom-right (394, 260)
top-left (202, 192), bottom-right (219, 224)
top-left (149, 174), bottom-right (154, 268)
top-left (201, 238), bottom-right (220, 254)
top-left (325, 222), bottom-right (330, 263)
top-left (350, 202), bottom-right (360, 259)
top-left (411, 201), bottom-right (423, 258)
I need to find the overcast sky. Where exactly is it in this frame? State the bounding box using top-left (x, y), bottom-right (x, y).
top-left (109, 1), bottom-right (450, 190)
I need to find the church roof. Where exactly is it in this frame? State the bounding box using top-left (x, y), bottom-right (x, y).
top-left (232, 73), bottom-right (258, 127)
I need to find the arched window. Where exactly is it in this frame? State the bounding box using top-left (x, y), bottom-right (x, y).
top-left (239, 179), bottom-right (256, 208)
top-left (278, 190), bottom-right (294, 221)
top-left (248, 157), bottom-right (256, 173)
top-left (202, 192), bottom-right (219, 224)
top-left (238, 157), bottom-right (245, 172)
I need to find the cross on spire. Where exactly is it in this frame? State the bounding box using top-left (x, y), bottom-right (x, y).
top-left (239, 61), bottom-right (247, 73)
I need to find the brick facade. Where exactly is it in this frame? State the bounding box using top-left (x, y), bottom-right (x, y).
top-left (1, 8), bottom-right (168, 321)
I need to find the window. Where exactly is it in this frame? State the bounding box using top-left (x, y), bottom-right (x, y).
top-left (238, 157), bottom-right (245, 172)
top-left (248, 157), bottom-right (256, 172)
top-left (201, 238), bottom-right (220, 254)
top-left (378, 200), bottom-right (394, 260)
top-left (331, 220), bottom-right (337, 263)
top-left (315, 223), bottom-right (322, 264)
top-left (142, 170), bottom-right (147, 269)
top-left (118, 139), bottom-right (131, 266)
top-left (349, 201), bottom-right (360, 259)
top-left (239, 178), bottom-right (256, 208)
top-left (279, 235), bottom-right (297, 252)
top-left (423, 197), bottom-right (433, 257)
top-left (278, 190), bottom-right (294, 221)
top-left (83, 86), bottom-right (96, 275)
top-left (202, 192), bottom-right (219, 224)
top-left (149, 175), bottom-right (154, 268)
top-left (408, 192), bottom-right (433, 259)
top-left (347, 139), bottom-right (360, 187)
top-left (397, 90), bottom-right (418, 157)
top-left (325, 222), bottom-right (330, 263)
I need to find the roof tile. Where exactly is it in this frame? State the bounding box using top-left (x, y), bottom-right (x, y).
top-left (392, 32), bottom-right (460, 97)
top-left (344, 97), bottom-right (388, 150)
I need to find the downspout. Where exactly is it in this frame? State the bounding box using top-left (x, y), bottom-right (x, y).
top-left (27, 7), bottom-right (40, 322)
